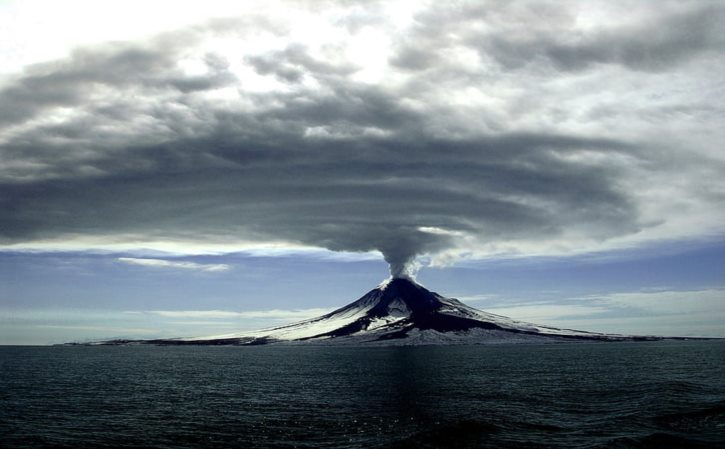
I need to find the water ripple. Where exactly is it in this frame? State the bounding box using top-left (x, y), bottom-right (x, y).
top-left (0, 341), bottom-right (724, 448)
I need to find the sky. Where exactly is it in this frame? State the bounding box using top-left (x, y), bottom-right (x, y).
top-left (1, 0), bottom-right (724, 344)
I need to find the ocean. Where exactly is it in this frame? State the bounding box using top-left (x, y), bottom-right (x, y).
top-left (1, 341), bottom-right (724, 448)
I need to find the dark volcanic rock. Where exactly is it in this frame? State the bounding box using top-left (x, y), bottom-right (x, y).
top-left (81, 277), bottom-right (685, 346)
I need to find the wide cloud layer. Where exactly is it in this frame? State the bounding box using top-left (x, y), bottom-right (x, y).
top-left (1, 1), bottom-right (724, 275)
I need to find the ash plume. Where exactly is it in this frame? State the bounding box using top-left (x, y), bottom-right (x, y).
top-left (1, 1), bottom-right (724, 267)
top-left (385, 255), bottom-right (418, 280)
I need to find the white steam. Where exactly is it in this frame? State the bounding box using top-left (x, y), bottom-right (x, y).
top-left (384, 253), bottom-right (420, 280)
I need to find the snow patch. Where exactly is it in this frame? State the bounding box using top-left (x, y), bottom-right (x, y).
top-left (181, 278), bottom-right (633, 344)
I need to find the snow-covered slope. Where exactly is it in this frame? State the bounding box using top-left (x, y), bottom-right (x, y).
top-left (127, 277), bottom-right (659, 346)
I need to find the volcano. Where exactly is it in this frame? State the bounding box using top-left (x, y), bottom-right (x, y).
top-left (113, 277), bottom-right (663, 346)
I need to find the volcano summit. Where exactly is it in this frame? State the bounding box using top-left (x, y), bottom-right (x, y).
top-left (104, 278), bottom-right (665, 346)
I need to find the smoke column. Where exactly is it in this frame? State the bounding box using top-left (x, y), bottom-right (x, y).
top-left (383, 251), bottom-right (419, 280)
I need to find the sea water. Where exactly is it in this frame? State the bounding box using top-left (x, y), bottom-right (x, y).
top-left (1, 341), bottom-right (724, 448)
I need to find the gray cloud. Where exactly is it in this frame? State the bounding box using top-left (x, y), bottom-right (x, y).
top-left (1, 1), bottom-right (724, 276)
top-left (245, 44), bottom-right (356, 83)
top-left (488, 6), bottom-right (724, 72)
top-left (393, 2), bottom-right (725, 73)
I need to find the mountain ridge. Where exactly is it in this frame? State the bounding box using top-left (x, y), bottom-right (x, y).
top-left (88, 278), bottom-right (680, 346)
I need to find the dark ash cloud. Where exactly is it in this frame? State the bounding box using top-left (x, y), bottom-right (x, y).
top-left (1, 1), bottom-right (724, 276)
